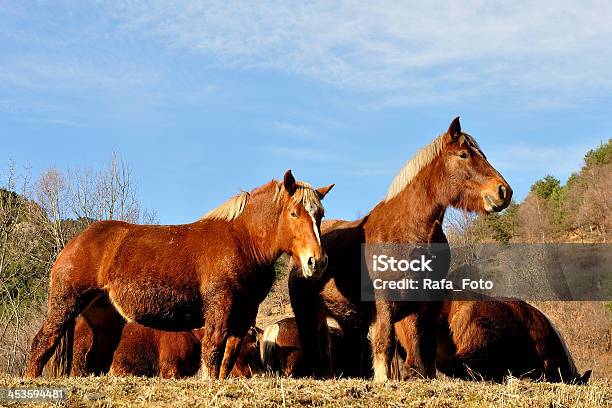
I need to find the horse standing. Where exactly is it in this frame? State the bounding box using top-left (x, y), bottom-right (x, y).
top-left (26, 170), bottom-right (333, 379)
top-left (289, 118), bottom-right (512, 381)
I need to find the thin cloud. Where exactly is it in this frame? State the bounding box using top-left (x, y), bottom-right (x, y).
top-left (488, 144), bottom-right (589, 178)
top-left (0, 58), bottom-right (160, 92)
top-left (269, 121), bottom-right (322, 141)
top-left (267, 146), bottom-right (340, 162)
top-left (101, 1), bottom-right (612, 105)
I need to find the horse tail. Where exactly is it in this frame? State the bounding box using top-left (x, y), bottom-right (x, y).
top-left (47, 318), bottom-right (75, 377)
top-left (261, 322), bottom-right (280, 373)
top-left (532, 304), bottom-right (583, 383)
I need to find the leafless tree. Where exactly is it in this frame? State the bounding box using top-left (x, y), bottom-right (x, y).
top-left (565, 163), bottom-right (611, 241)
top-left (0, 162), bottom-right (43, 373)
top-left (31, 168), bottom-right (72, 257)
top-left (70, 152), bottom-right (152, 225)
top-left (517, 193), bottom-right (552, 243)
top-left (0, 153), bottom-right (157, 374)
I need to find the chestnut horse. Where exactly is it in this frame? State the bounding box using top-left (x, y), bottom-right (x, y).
top-left (289, 117), bottom-right (512, 381)
top-left (69, 316), bottom-right (264, 378)
top-left (26, 170), bottom-right (333, 379)
top-left (395, 293), bottom-right (592, 384)
top-left (261, 316), bottom-right (343, 376)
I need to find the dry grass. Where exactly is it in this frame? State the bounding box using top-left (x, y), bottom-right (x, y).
top-left (533, 301), bottom-right (611, 380)
top-left (0, 375), bottom-right (610, 408)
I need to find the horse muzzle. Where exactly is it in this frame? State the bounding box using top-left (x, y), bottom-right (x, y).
top-left (482, 183), bottom-right (512, 213)
top-left (301, 253), bottom-right (328, 279)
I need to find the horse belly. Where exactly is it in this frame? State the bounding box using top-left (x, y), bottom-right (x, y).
top-left (321, 280), bottom-right (362, 329)
top-left (106, 282), bottom-right (204, 331)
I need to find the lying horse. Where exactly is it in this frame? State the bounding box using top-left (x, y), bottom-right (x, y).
top-left (69, 316), bottom-right (263, 378)
top-left (27, 170), bottom-right (333, 379)
top-left (289, 117), bottom-right (512, 381)
top-left (260, 316), bottom-right (343, 377)
top-left (395, 294), bottom-right (592, 384)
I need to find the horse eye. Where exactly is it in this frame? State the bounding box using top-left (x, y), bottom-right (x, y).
top-left (290, 211), bottom-right (298, 218)
top-left (459, 151), bottom-right (469, 159)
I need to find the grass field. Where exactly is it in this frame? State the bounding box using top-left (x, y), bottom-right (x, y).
top-left (1, 375), bottom-right (610, 407)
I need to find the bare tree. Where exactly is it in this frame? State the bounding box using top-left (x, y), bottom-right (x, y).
top-left (566, 163), bottom-right (611, 241)
top-left (32, 169), bottom-right (72, 256)
top-left (0, 162), bottom-right (45, 374)
top-left (70, 152), bottom-right (155, 225)
top-left (0, 153), bottom-right (157, 374)
top-left (517, 193), bottom-right (552, 243)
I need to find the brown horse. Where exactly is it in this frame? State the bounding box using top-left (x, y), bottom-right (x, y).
top-left (261, 316), bottom-right (343, 377)
top-left (289, 117), bottom-right (512, 381)
top-left (70, 315), bottom-right (264, 378)
top-left (395, 293), bottom-right (592, 384)
top-left (61, 296), bottom-right (126, 376)
top-left (26, 170), bottom-right (333, 379)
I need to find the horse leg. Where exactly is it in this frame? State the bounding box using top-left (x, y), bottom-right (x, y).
top-left (82, 299), bottom-right (125, 375)
top-left (400, 303), bottom-right (441, 379)
top-left (200, 296), bottom-right (231, 379)
top-left (396, 314), bottom-right (423, 379)
top-left (417, 302), bottom-right (441, 379)
top-left (288, 273), bottom-right (329, 377)
top-left (159, 359), bottom-right (181, 379)
top-left (370, 301), bottom-right (394, 382)
top-left (333, 325), bottom-right (368, 378)
top-left (219, 334), bottom-right (244, 379)
top-left (220, 307), bottom-right (256, 379)
top-left (25, 285), bottom-right (96, 378)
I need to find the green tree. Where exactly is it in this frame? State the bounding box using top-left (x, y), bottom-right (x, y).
top-left (531, 175), bottom-right (561, 200)
top-left (584, 139), bottom-right (612, 167)
top-left (479, 201), bottom-right (519, 243)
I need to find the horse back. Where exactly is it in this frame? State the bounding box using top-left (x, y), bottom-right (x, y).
top-left (49, 220), bottom-right (132, 290)
top-left (506, 301), bottom-right (580, 382)
top-left (439, 299), bottom-right (538, 381)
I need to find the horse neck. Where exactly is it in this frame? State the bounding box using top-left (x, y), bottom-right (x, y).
top-left (235, 196), bottom-right (284, 267)
top-left (366, 168), bottom-right (448, 244)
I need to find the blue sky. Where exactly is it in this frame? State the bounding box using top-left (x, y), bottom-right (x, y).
top-left (1, 1), bottom-right (611, 224)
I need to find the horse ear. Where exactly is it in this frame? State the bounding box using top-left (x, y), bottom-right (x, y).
top-left (448, 116), bottom-right (461, 143)
top-left (580, 370), bottom-right (592, 384)
top-left (316, 184), bottom-right (334, 200)
top-left (283, 170), bottom-right (297, 196)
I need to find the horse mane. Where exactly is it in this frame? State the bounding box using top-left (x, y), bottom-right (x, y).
top-left (278, 181), bottom-right (325, 214)
top-left (385, 131), bottom-right (483, 202)
top-left (201, 191), bottom-right (250, 221)
top-left (202, 180), bottom-right (323, 222)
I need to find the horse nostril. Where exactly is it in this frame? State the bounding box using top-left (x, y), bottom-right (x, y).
top-left (307, 257), bottom-right (316, 268)
top-left (498, 185), bottom-right (506, 200)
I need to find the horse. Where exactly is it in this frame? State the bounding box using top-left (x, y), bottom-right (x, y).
top-left (69, 314), bottom-right (264, 378)
top-left (62, 295), bottom-right (126, 376)
top-left (26, 170), bottom-right (333, 379)
top-left (288, 117), bottom-right (512, 381)
top-left (260, 316), bottom-right (343, 377)
top-left (394, 293), bottom-right (592, 384)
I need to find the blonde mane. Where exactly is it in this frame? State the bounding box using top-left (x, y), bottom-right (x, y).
top-left (274, 181), bottom-right (324, 214)
top-left (202, 191), bottom-right (250, 221)
top-left (385, 132), bottom-right (482, 202)
top-left (202, 180), bottom-right (323, 222)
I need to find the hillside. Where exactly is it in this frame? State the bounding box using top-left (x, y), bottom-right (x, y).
top-left (460, 139), bottom-right (612, 244)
